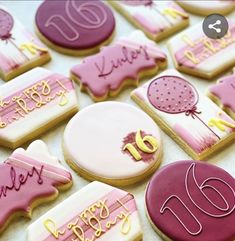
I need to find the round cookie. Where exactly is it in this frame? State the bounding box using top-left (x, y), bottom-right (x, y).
top-left (35, 0), bottom-right (115, 55)
top-left (178, 1), bottom-right (235, 16)
top-left (145, 161), bottom-right (235, 241)
top-left (63, 102), bottom-right (162, 186)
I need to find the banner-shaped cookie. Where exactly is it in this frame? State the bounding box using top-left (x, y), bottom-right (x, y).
top-left (27, 181), bottom-right (142, 241)
top-left (0, 140), bottom-right (72, 234)
top-left (208, 69), bottom-right (235, 120)
top-left (0, 5), bottom-right (50, 81)
top-left (109, 1), bottom-right (189, 41)
top-left (168, 21), bottom-right (235, 79)
top-left (71, 30), bottom-right (167, 101)
top-left (0, 67), bottom-right (78, 148)
top-left (131, 69), bottom-right (235, 160)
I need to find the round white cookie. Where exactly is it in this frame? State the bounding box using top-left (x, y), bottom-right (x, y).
top-left (178, 1), bottom-right (235, 16)
top-left (63, 101), bottom-right (162, 186)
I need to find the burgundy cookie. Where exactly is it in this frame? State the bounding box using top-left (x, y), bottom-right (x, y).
top-left (35, 0), bottom-right (115, 51)
top-left (145, 161), bottom-right (235, 241)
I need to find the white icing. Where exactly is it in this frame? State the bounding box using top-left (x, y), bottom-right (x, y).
top-left (132, 69), bottom-right (235, 156)
top-left (63, 102), bottom-right (162, 180)
top-left (27, 181), bottom-right (141, 241)
top-left (0, 67), bottom-right (78, 147)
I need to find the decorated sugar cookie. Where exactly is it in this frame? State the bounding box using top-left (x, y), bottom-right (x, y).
top-left (71, 30), bottom-right (167, 101)
top-left (168, 21), bottom-right (235, 79)
top-left (0, 5), bottom-right (50, 81)
top-left (131, 69), bottom-right (235, 160)
top-left (0, 140), bottom-right (72, 234)
top-left (208, 69), bottom-right (235, 120)
top-left (109, 0), bottom-right (189, 41)
top-left (145, 161), bottom-right (235, 241)
top-left (63, 102), bottom-right (162, 186)
top-left (35, 0), bottom-right (115, 55)
top-left (177, 1), bottom-right (235, 16)
top-left (27, 181), bottom-right (142, 241)
top-left (0, 67), bottom-right (78, 149)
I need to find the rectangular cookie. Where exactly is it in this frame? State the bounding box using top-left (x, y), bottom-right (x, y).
top-left (27, 181), bottom-right (143, 241)
top-left (208, 68), bottom-right (235, 120)
top-left (71, 30), bottom-right (167, 101)
top-left (0, 67), bottom-right (78, 149)
top-left (109, 1), bottom-right (189, 41)
top-left (131, 69), bottom-right (235, 160)
top-left (0, 5), bottom-right (51, 81)
top-left (168, 21), bottom-right (235, 79)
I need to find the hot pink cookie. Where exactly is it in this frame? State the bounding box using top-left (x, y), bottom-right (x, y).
top-left (0, 140), bottom-right (72, 234)
top-left (71, 30), bottom-right (167, 101)
top-left (109, 1), bottom-right (189, 41)
top-left (0, 5), bottom-right (50, 81)
top-left (208, 69), bottom-right (235, 120)
top-left (35, 0), bottom-right (115, 55)
top-left (131, 69), bottom-right (235, 160)
top-left (145, 161), bottom-right (235, 241)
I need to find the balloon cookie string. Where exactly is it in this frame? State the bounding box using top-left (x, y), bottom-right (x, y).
top-left (0, 33), bottom-right (15, 43)
top-left (185, 106), bottom-right (221, 140)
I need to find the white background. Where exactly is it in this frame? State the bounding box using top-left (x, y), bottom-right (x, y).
top-left (0, 1), bottom-right (234, 241)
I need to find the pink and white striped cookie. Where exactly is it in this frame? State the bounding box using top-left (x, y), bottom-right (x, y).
top-left (27, 181), bottom-right (143, 241)
top-left (0, 67), bottom-right (78, 149)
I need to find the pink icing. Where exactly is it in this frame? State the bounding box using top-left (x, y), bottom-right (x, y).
top-left (0, 74), bottom-right (74, 128)
top-left (175, 23), bottom-right (235, 68)
top-left (0, 153), bottom-right (72, 229)
top-left (35, 0), bottom-right (115, 50)
top-left (210, 74), bottom-right (235, 112)
top-left (0, 9), bottom-right (14, 41)
top-left (146, 161), bottom-right (235, 241)
top-left (71, 42), bottom-right (166, 98)
top-left (43, 189), bottom-right (136, 241)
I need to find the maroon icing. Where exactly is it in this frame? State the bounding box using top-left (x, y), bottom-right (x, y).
top-left (35, 0), bottom-right (115, 50)
top-left (121, 0), bottom-right (153, 6)
top-left (122, 130), bottom-right (155, 163)
top-left (0, 9), bottom-right (14, 41)
top-left (145, 161), bottom-right (235, 241)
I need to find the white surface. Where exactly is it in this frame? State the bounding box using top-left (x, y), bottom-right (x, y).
top-left (0, 1), bottom-right (234, 241)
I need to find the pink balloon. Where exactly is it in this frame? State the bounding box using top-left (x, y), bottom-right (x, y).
top-left (0, 9), bottom-right (14, 40)
top-left (121, 0), bottom-right (153, 6)
top-left (147, 75), bottom-right (198, 114)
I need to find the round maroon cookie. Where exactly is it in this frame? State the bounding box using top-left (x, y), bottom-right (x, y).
top-left (35, 0), bottom-right (115, 54)
top-left (145, 161), bottom-right (235, 241)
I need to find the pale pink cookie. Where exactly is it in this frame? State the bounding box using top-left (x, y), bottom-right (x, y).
top-left (131, 69), bottom-right (235, 160)
top-left (0, 140), bottom-right (72, 234)
top-left (208, 68), bottom-right (235, 120)
top-left (71, 30), bottom-right (167, 101)
top-left (63, 102), bottom-right (162, 186)
top-left (0, 67), bottom-right (78, 149)
top-left (109, 0), bottom-right (189, 41)
top-left (27, 181), bottom-right (143, 241)
top-left (168, 21), bottom-right (235, 79)
top-left (177, 0), bottom-right (235, 16)
top-left (0, 5), bottom-right (50, 81)
top-left (145, 161), bottom-right (235, 241)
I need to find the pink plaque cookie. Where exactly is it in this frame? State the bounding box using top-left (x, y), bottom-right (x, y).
top-left (109, 1), bottom-right (189, 41)
top-left (35, 0), bottom-right (115, 55)
top-left (0, 140), bottom-right (72, 234)
top-left (168, 21), bottom-right (235, 79)
top-left (145, 161), bottom-right (235, 241)
top-left (0, 5), bottom-right (50, 81)
top-left (27, 181), bottom-right (143, 241)
top-left (131, 69), bottom-right (235, 160)
top-left (63, 101), bottom-right (162, 186)
top-left (71, 30), bottom-right (167, 101)
top-left (0, 67), bottom-right (78, 149)
top-left (209, 69), bottom-right (235, 120)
